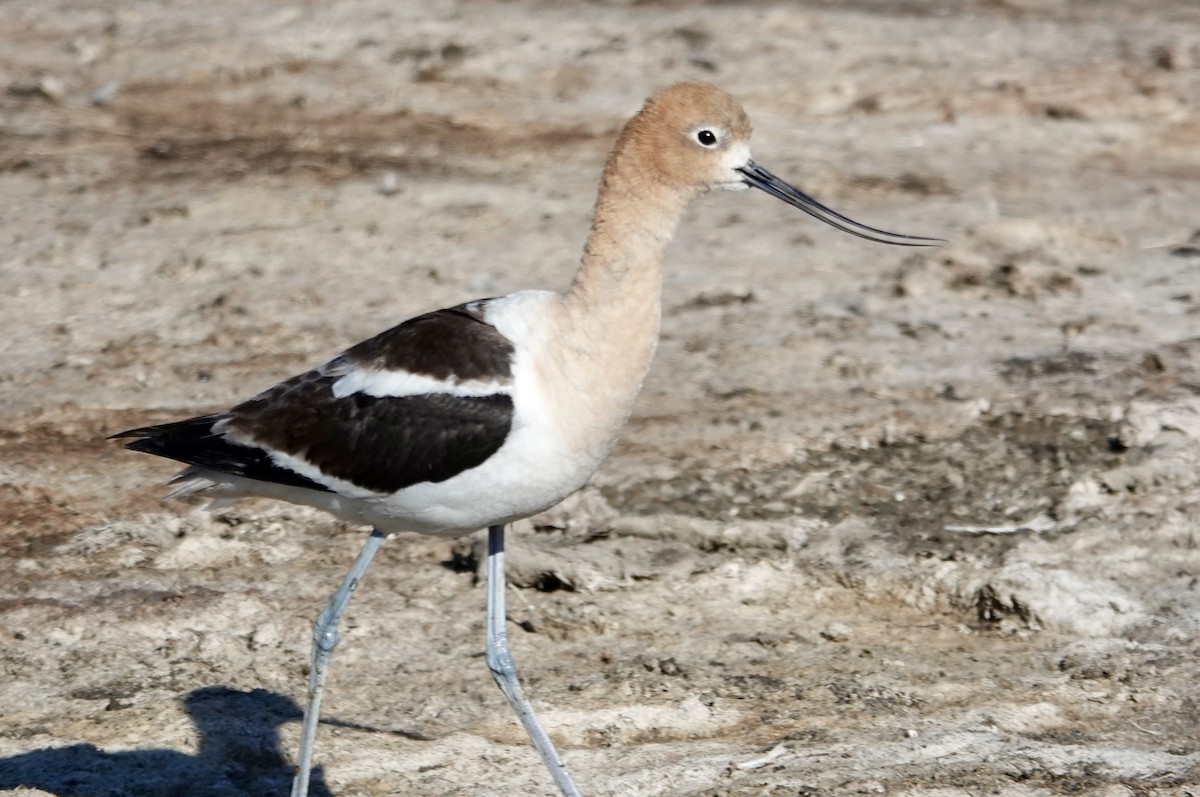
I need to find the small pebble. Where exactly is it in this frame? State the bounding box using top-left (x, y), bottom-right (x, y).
top-left (91, 80), bottom-right (120, 106)
top-left (821, 622), bottom-right (852, 642)
top-left (39, 75), bottom-right (66, 101)
top-left (378, 170), bottom-right (399, 196)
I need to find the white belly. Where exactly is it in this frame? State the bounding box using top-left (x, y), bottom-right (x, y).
top-left (366, 418), bottom-right (599, 534)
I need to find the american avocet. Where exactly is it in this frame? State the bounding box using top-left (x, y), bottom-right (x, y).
top-left (115, 82), bottom-right (938, 796)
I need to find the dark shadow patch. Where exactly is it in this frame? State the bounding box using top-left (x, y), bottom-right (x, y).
top-left (0, 686), bottom-right (331, 797)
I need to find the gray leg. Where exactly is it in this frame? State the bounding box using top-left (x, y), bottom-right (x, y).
top-left (291, 527), bottom-right (387, 797)
top-left (486, 525), bottom-right (582, 797)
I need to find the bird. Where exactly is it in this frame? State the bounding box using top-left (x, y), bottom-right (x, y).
top-left (114, 82), bottom-right (939, 797)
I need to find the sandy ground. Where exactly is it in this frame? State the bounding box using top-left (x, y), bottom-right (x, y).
top-left (1, 1), bottom-right (1199, 795)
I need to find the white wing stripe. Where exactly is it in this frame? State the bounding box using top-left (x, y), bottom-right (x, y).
top-left (331, 368), bottom-right (511, 399)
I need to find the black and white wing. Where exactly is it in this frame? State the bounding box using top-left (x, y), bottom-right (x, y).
top-left (115, 302), bottom-right (517, 496)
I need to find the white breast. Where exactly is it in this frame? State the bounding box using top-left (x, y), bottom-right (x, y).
top-left (364, 291), bottom-right (616, 535)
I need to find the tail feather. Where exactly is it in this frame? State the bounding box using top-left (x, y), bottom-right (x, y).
top-left (114, 414), bottom-right (332, 494)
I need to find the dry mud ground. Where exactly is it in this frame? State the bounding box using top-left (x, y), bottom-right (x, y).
top-left (1, 1), bottom-right (1199, 796)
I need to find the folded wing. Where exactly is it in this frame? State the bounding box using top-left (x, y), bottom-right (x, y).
top-left (115, 303), bottom-right (517, 496)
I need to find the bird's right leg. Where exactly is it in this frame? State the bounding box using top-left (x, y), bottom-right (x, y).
top-left (485, 524), bottom-right (582, 797)
top-left (291, 527), bottom-right (387, 797)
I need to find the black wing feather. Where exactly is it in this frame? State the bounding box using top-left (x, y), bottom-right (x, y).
top-left (114, 416), bottom-right (334, 493)
top-left (224, 373), bottom-right (513, 493)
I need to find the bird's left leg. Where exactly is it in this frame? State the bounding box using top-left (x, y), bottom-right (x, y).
top-left (291, 527), bottom-right (387, 797)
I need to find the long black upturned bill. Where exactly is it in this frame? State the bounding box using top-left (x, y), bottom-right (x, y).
top-left (737, 160), bottom-right (942, 246)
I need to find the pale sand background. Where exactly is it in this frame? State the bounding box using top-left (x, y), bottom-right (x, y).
top-left (1, 1), bottom-right (1198, 795)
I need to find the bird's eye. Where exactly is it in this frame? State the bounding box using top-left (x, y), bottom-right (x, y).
top-left (695, 129), bottom-right (719, 148)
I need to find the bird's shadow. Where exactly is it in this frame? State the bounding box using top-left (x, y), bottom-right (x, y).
top-left (0, 686), bottom-right (332, 797)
